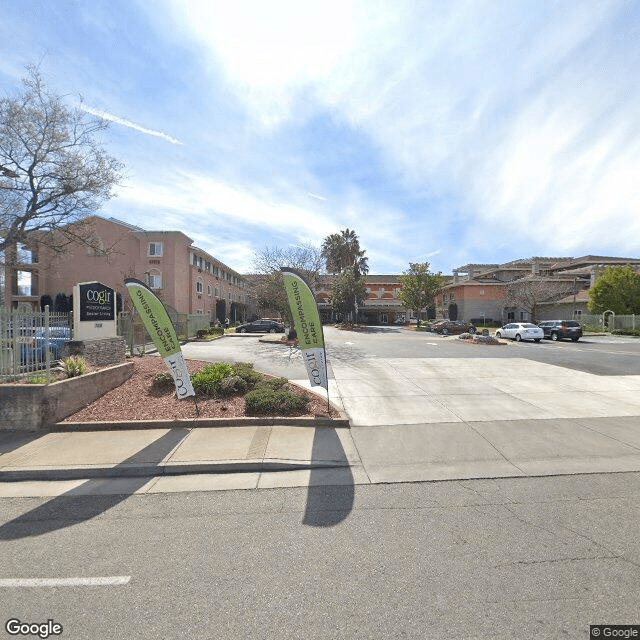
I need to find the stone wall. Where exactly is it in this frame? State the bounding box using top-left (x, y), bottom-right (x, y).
top-left (63, 337), bottom-right (126, 367)
top-left (0, 362), bottom-right (134, 431)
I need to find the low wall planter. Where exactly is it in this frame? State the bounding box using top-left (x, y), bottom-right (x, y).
top-left (0, 362), bottom-right (134, 431)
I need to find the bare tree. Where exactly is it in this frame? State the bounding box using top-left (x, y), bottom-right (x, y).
top-left (0, 67), bottom-right (123, 264)
top-left (250, 243), bottom-right (324, 322)
top-left (503, 277), bottom-right (574, 322)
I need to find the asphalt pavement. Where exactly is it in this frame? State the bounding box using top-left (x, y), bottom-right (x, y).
top-left (1, 329), bottom-right (640, 497)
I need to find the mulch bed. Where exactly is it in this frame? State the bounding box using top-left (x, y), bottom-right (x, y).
top-left (61, 357), bottom-right (339, 422)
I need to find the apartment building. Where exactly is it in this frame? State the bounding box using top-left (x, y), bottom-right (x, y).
top-left (8, 216), bottom-right (253, 322)
top-left (438, 256), bottom-right (640, 323)
top-left (316, 274), bottom-right (410, 324)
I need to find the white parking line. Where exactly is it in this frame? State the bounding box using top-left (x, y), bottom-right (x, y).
top-left (547, 344), bottom-right (640, 356)
top-left (0, 576), bottom-right (131, 588)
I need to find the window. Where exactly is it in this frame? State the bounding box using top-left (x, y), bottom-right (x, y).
top-left (16, 271), bottom-right (34, 296)
top-left (205, 261), bottom-right (211, 272)
top-left (208, 285), bottom-right (212, 296)
top-left (148, 242), bottom-right (163, 257)
top-left (196, 281), bottom-right (203, 294)
top-left (148, 274), bottom-right (162, 289)
top-left (17, 244), bottom-right (37, 264)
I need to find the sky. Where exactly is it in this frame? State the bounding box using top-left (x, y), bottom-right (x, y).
top-left (2, 0), bottom-right (640, 275)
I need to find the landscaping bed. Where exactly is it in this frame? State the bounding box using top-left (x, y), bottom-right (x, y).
top-left (61, 357), bottom-right (339, 422)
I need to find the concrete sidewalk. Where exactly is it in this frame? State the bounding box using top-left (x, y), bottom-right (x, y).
top-left (1, 356), bottom-right (640, 497)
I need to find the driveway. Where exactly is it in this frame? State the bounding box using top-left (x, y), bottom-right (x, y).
top-left (183, 327), bottom-right (640, 484)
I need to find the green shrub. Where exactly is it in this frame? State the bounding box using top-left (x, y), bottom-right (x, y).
top-left (25, 374), bottom-right (54, 384)
top-left (191, 362), bottom-right (235, 394)
top-left (244, 384), bottom-right (309, 415)
top-left (151, 371), bottom-right (175, 392)
top-left (218, 375), bottom-right (247, 396)
top-left (582, 324), bottom-right (606, 333)
top-left (196, 327), bottom-right (225, 339)
top-left (258, 377), bottom-right (288, 391)
top-left (612, 328), bottom-right (640, 337)
top-left (60, 355), bottom-right (88, 378)
top-left (189, 361), bottom-right (285, 398)
top-left (231, 362), bottom-right (262, 385)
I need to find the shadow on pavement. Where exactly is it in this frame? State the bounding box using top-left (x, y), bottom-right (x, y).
top-left (0, 432), bottom-right (41, 457)
top-left (0, 429), bottom-right (190, 540)
top-left (303, 427), bottom-right (354, 528)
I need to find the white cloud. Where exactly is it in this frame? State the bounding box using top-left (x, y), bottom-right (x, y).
top-left (139, 0), bottom-right (640, 266)
top-left (79, 105), bottom-right (183, 145)
top-left (119, 171), bottom-right (337, 240)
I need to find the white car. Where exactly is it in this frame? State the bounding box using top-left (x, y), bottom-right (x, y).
top-left (495, 322), bottom-right (543, 342)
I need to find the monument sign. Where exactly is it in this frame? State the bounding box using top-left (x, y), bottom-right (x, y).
top-left (73, 281), bottom-right (117, 340)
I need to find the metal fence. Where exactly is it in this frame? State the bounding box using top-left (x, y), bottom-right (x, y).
top-left (0, 307), bottom-right (71, 382)
top-left (117, 311), bottom-right (212, 356)
top-left (579, 314), bottom-right (638, 331)
top-left (1, 306), bottom-right (212, 381)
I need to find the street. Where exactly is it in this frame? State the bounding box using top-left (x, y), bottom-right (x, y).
top-left (2, 475), bottom-right (640, 639)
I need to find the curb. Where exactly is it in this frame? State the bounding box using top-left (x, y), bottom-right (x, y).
top-left (52, 416), bottom-right (351, 432)
top-left (0, 459), bottom-right (351, 482)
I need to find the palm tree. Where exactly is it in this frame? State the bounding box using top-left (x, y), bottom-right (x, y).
top-left (321, 228), bottom-right (369, 275)
top-left (322, 228), bottom-right (369, 322)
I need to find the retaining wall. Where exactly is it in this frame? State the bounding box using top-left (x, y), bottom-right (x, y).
top-left (63, 337), bottom-right (127, 367)
top-left (0, 362), bottom-right (134, 431)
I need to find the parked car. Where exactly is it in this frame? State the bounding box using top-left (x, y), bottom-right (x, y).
top-left (20, 326), bottom-right (71, 363)
top-left (235, 319), bottom-right (284, 333)
top-left (537, 320), bottom-right (583, 342)
top-left (495, 323), bottom-right (543, 342)
top-left (431, 320), bottom-right (477, 335)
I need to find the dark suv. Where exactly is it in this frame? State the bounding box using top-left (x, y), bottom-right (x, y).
top-left (538, 320), bottom-right (583, 342)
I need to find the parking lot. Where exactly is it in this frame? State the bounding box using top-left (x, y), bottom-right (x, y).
top-left (182, 325), bottom-right (640, 379)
